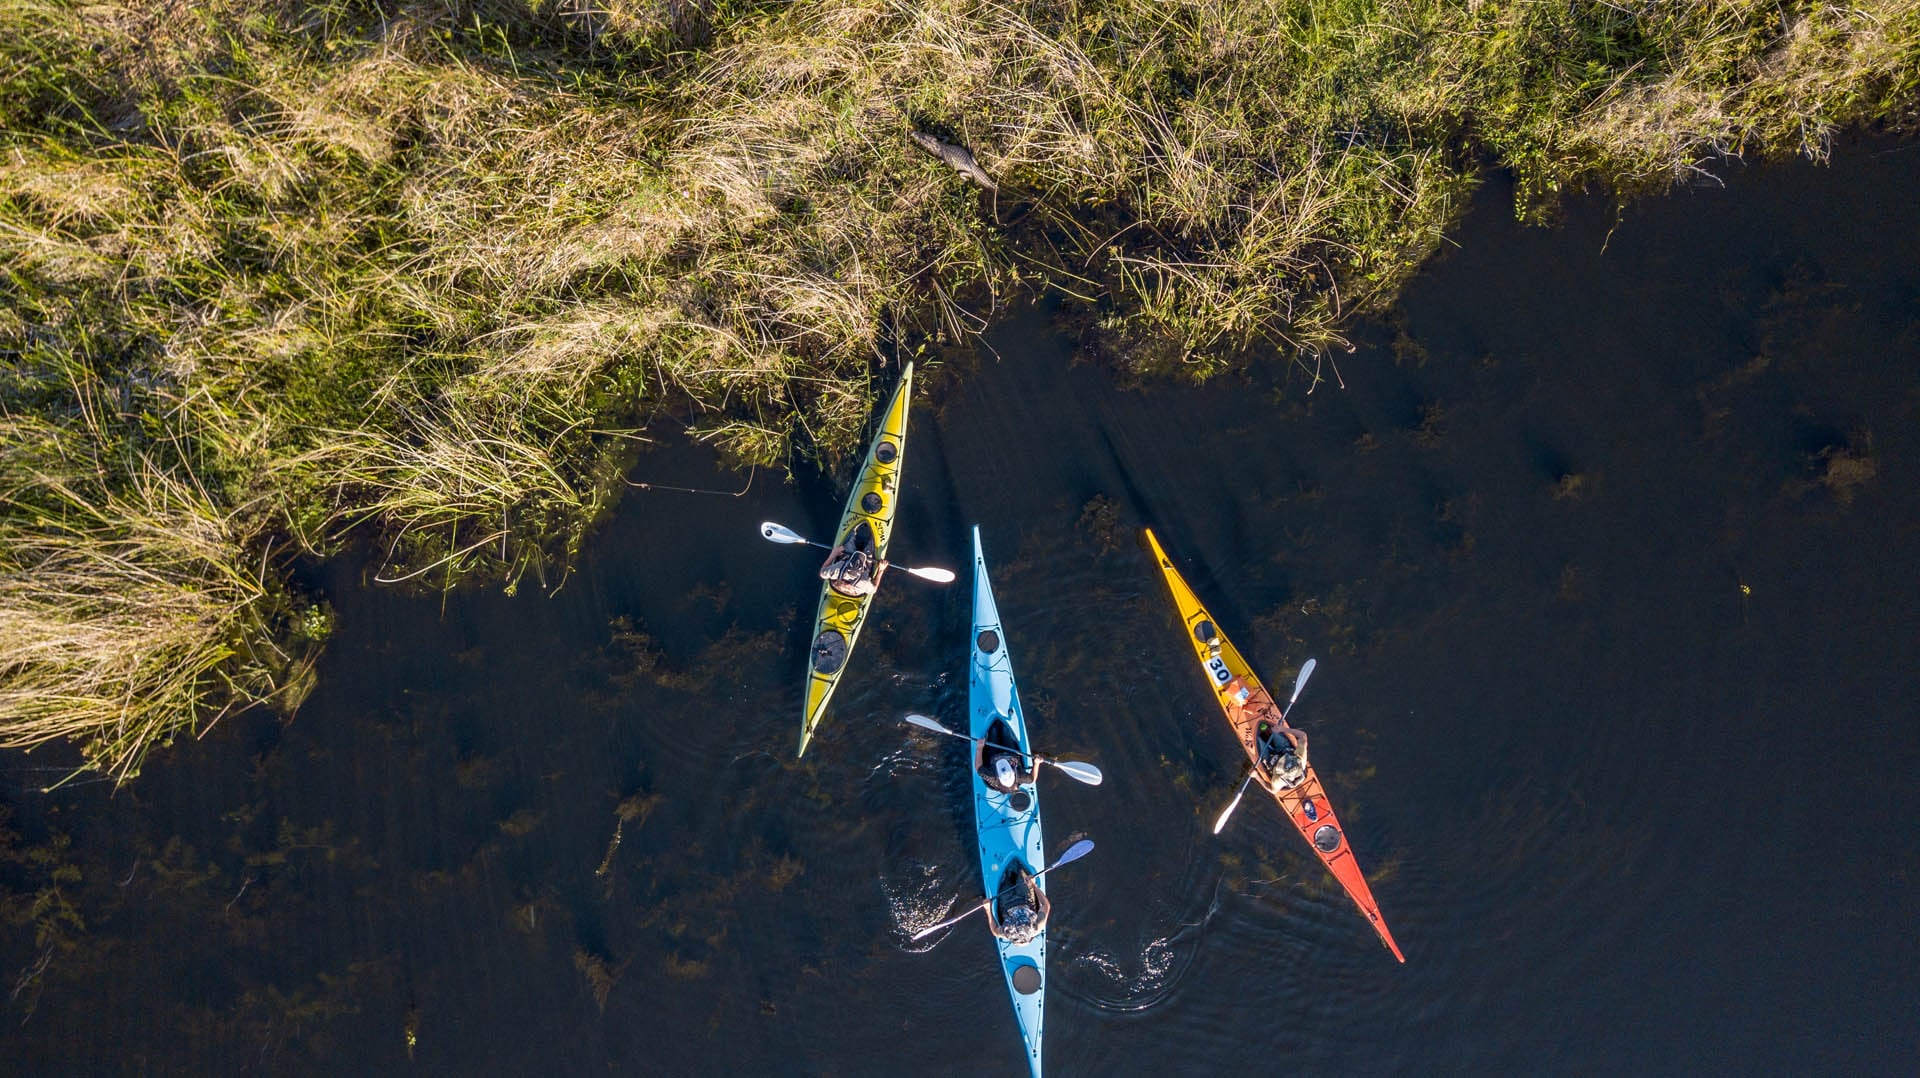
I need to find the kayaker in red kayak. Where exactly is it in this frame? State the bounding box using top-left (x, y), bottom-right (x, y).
top-left (1256, 718), bottom-right (1309, 791)
top-left (986, 863), bottom-right (1051, 944)
top-left (819, 521), bottom-right (886, 597)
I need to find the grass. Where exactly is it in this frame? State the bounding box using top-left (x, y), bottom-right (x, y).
top-left (2, 0), bottom-right (1917, 780)
top-left (0, 356), bottom-right (323, 782)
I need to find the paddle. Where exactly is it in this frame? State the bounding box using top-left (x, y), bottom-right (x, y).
top-left (1281, 657), bottom-right (1316, 721)
top-left (901, 714), bottom-right (1105, 786)
top-left (758, 521), bottom-right (956, 583)
top-left (1211, 772), bottom-right (1257, 836)
top-left (1210, 658), bottom-right (1317, 836)
top-left (911, 839), bottom-right (1095, 942)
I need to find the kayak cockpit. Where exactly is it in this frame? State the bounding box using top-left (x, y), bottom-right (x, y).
top-left (976, 717), bottom-right (1036, 794)
top-left (989, 860), bottom-right (1049, 945)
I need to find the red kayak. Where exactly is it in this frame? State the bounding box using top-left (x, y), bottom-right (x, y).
top-left (1145, 528), bottom-right (1404, 962)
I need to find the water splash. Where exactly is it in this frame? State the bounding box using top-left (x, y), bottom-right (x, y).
top-left (882, 862), bottom-right (959, 953)
top-left (1073, 933), bottom-right (1190, 1012)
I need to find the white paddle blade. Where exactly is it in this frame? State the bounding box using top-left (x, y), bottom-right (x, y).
top-left (1289, 658), bottom-right (1317, 705)
top-left (760, 521), bottom-right (806, 544)
top-left (902, 565), bottom-right (957, 584)
top-left (1212, 787), bottom-right (1247, 835)
top-left (902, 713), bottom-right (959, 738)
top-left (1049, 759), bottom-right (1104, 786)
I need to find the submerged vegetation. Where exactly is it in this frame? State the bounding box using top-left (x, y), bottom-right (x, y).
top-left (3, 0), bottom-right (1917, 778)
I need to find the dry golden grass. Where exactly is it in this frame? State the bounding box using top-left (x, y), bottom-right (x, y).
top-left (2, 0), bottom-right (1917, 780)
top-left (0, 404), bottom-right (306, 784)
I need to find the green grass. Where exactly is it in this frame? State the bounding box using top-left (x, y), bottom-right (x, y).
top-left (3, 0), bottom-right (1917, 780)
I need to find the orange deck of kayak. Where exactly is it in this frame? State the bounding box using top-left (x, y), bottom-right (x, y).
top-left (1144, 528), bottom-right (1405, 963)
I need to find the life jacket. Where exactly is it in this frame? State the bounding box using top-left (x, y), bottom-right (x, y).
top-left (1262, 727), bottom-right (1305, 787)
top-left (833, 549), bottom-right (873, 583)
top-left (825, 522), bottom-right (878, 587)
top-left (1000, 883), bottom-right (1041, 943)
top-left (1002, 904), bottom-right (1038, 942)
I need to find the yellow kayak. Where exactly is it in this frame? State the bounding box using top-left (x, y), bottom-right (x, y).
top-left (799, 363), bottom-right (914, 756)
top-left (1144, 528), bottom-right (1405, 962)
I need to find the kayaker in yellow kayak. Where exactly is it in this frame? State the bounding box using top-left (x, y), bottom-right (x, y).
top-left (986, 863), bottom-right (1051, 944)
top-left (977, 733), bottom-right (1037, 792)
top-left (818, 520), bottom-right (887, 597)
top-left (1255, 718), bottom-right (1309, 791)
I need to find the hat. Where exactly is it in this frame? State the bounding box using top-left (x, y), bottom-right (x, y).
top-left (993, 756), bottom-right (1019, 788)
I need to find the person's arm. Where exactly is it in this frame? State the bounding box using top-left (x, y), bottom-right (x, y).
top-left (984, 901), bottom-right (1006, 940)
top-left (818, 540), bottom-right (847, 577)
top-left (1035, 885), bottom-right (1052, 925)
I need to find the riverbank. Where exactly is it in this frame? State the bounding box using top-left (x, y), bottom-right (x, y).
top-left (4, 0), bottom-right (1917, 779)
top-left (4, 135), bottom-right (1918, 1066)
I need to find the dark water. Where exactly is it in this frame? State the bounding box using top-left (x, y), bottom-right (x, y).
top-left (5, 139), bottom-right (1919, 1075)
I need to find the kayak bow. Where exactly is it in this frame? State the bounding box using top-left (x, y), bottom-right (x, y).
top-left (798, 364), bottom-right (914, 756)
top-left (1143, 528), bottom-right (1405, 963)
top-left (970, 527), bottom-right (1048, 1076)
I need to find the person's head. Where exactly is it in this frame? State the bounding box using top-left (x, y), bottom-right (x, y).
top-left (993, 755), bottom-right (1018, 789)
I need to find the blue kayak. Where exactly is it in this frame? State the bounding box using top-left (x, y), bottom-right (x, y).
top-left (968, 527), bottom-right (1046, 1077)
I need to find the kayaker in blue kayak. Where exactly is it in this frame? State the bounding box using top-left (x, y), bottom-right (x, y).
top-left (819, 521), bottom-right (885, 597)
top-left (986, 863), bottom-right (1051, 944)
top-left (976, 722), bottom-right (1037, 792)
top-left (1256, 718), bottom-right (1309, 791)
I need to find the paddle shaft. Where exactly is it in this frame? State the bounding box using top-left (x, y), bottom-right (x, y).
top-left (902, 714), bottom-right (1041, 765)
top-left (984, 737), bottom-right (1041, 766)
top-left (915, 844), bottom-right (1091, 939)
top-left (917, 714), bottom-right (1052, 764)
top-left (796, 535), bottom-right (893, 571)
top-left (973, 738), bottom-right (1101, 787)
top-left (900, 714), bottom-right (1102, 786)
top-left (761, 522), bottom-right (952, 582)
